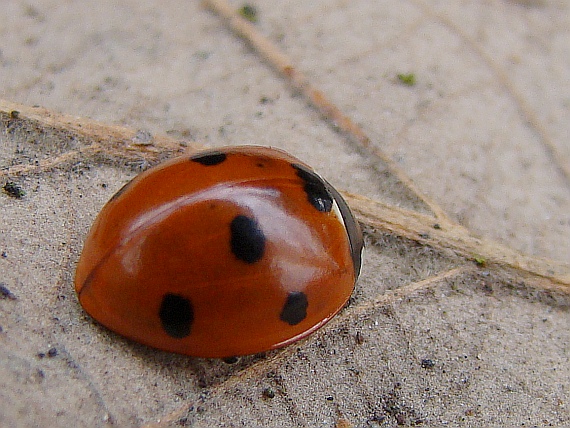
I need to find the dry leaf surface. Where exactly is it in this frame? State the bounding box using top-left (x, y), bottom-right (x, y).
top-left (1, 1), bottom-right (569, 427)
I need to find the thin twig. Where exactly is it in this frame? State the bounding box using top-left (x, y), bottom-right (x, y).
top-left (0, 100), bottom-right (193, 178)
top-left (347, 266), bottom-right (472, 317)
top-left (346, 191), bottom-right (570, 290)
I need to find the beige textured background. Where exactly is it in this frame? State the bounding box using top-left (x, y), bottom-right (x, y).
top-left (1, 0), bottom-right (569, 427)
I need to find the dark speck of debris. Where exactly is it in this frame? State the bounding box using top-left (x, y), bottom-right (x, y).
top-left (325, 396), bottom-right (334, 401)
top-left (177, 416), bottom-right (191, 426)
top-left (433, 223), bottom-right (441, 230)
top-left (262, 387), bottom-right (275, 399)
top-left (10, 110), bottom-right (20, 119)
top-left (370, 413), bottom-right (386, 423)
top-left (238, 4), bottom-right (258, 22)
top-left (0, 283), bottom-right (16, 300)
top-left (67, 360), bottom-right (79, 369)
top-left (1, 251), bottom-right (7, 258)
top-left (37, 347), bottom-right (58, 359)
top-left (395, 414), bottom-right (406, 425)
top-left (3, 182), bottom-right (26, 198)
top-left (421, 358), bottom-right (435, 369)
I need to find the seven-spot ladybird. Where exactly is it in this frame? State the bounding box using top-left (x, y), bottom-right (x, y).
top-left (75, 146), bottom-right (363, 358)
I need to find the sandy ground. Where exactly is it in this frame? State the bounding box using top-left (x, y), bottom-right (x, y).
top-left (1, 0), bottom-right (569, 427)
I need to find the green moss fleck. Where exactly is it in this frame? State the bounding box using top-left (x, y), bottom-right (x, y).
top-left (397, 73), bottom-right (416, 86)
top-left (474, 256), bottom-right (486, 267)
top-left (239, 4), bottom-right (258, 23)
top-left (3, 182), bottom-right (26, 198)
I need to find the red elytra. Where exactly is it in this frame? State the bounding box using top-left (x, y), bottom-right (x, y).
top-left (75, 146), bottom-right (363, 358)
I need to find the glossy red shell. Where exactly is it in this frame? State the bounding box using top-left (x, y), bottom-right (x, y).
top-left (75, 146), bottom-right (363, 358)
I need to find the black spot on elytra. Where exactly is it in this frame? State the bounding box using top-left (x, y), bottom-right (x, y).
top-left (191, 151), bottom-right (227, 166)
top-left (280, 292), bottom-right (308, 325)
top-left (291, 164), bottom-right (333, 212)
top-left (230, 215), bottom-right (265, 263)
top-left (292, 163), bottom-right (363, 279)
top-left (159, 294), bottom-right (194, 338)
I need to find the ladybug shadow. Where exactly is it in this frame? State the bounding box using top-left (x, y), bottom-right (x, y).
top-left (112, 331), bottom-right (278, 390)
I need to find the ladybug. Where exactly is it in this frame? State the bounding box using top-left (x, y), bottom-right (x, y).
top-left (75, 146), bottom-right (363, 358)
